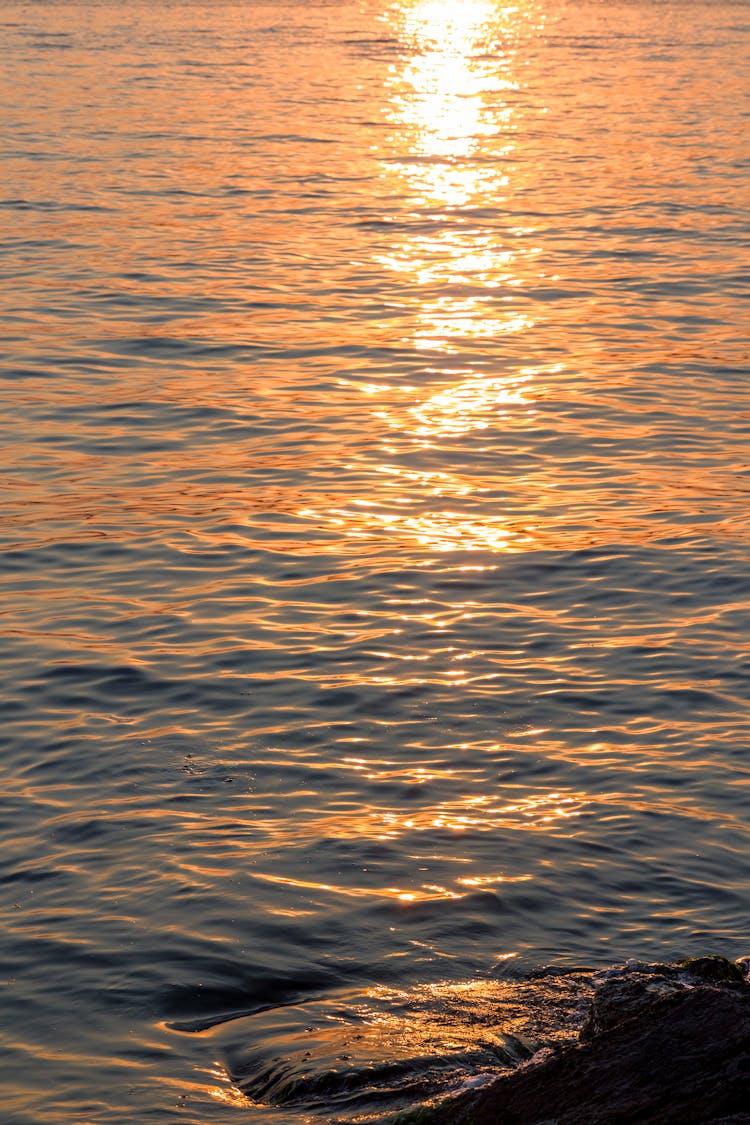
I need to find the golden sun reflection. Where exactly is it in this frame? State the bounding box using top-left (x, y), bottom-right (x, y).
top-left (298, 1), bottom-right (550, 556)
top-left (326, 500), bottom-right (526, 554)
top-left (376, 0), bottom-right (537, 352)
top-left (392, 0), bottom-right (515, 169)
top-left (251, 784), bottom-right (583, 905)
top-left (254, 870), bottom-right (533, 905)
top-left (408, 367), bottom-right (535, 439)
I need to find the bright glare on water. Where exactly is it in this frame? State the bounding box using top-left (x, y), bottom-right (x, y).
top-left (0, 0), bottom-right (748, 1120)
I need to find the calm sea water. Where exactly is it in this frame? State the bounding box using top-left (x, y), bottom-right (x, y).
top-left (1, 0), bottom-right (748, 1120)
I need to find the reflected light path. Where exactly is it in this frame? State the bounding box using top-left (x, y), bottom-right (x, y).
top-left (377, 0), bottom-right (538, 350)
top-left (247, 777), bottom-right (585, 906)
top-left (304, 0), bottom-right (550, 556)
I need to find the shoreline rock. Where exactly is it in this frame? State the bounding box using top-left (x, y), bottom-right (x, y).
top-left (395, 956), bottom-right (750, 1125)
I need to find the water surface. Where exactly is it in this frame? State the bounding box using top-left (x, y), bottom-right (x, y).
top-left (1, 0), bottom-right (748, 1120)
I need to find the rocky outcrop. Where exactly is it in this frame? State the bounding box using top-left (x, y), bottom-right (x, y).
top-left (405, 956), bottom-right (750, 1125)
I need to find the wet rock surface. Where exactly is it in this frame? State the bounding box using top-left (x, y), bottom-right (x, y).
top-left (414, 957), bottom-right (750, 1125)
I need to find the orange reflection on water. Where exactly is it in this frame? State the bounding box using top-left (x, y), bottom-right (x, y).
top-left (255, 871), bottom-right (465, 903)
top-left (250, 779), bottom-right (583, 905)
top-left (377, 0), bottom-right (539, 352)
top-left (385, 0), bottom-right (518, 178)
top-left (255, 870), bottom-right (532, 905)
top-left (407, 367), bottom-right (536, 440)
top-left (158, 1065), bottom-right (250, 1109)
top-left (305, 361), bottom-right (558, 553)
top-left (331, 501), bottom-right (524, 554)
top-left (299, 0), bottom-right (553, 556)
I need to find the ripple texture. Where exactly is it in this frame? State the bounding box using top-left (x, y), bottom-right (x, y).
top-left (0, 0), bottom-right (748, 1121)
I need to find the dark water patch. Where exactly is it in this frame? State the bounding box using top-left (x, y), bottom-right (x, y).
top-left (164, 967), bottom-right (346, 1035)
top-left (0, 197), bottom-right (113, 212)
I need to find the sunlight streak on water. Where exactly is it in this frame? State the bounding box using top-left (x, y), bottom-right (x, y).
top-left (377, 0), bottom-right (538, 350)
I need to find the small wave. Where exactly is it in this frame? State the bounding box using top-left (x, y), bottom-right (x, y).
top-left (181, 958), bottom-right (749, 1121)
top-left (177, 972), bottom-right (593, 1118)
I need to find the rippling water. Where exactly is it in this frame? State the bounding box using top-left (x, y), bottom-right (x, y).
top-left (1, 0), bottom-right (748, 1119)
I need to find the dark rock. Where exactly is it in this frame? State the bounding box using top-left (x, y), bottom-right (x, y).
top-left (580, 976), bottom-right (670, 1041)
top-left (411, 964), bottom-right (750, 1125)
top-left (679, 955), bottom-right (747, 984)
